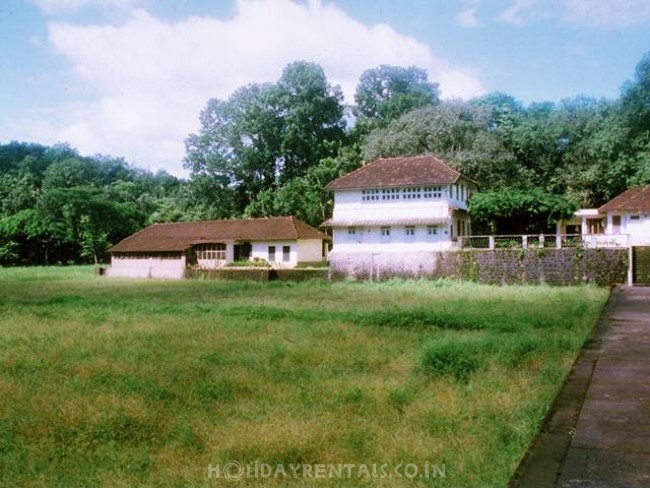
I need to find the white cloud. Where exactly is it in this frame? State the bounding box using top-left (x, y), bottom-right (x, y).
top-left (30, 0), bottom-right (484, 175)
top-left (562, 0), bottom-right (650, 27)
top-left (457, 0), bottom-right (481, 28)
top-left (496, 0), bottom-right (538, 27)
top-left (494, 0), bottom-right (650, 28)
top-left (457, 7), bottom-right (480, 28)
top-left (31, 0), bottom-right (134, 15)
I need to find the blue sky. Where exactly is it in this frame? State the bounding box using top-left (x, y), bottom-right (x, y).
top-left (1, 0), bottom-right (649, 176)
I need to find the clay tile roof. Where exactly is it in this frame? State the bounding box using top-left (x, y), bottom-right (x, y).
top-left (598, 186), bottom-right (650, 213)
top-left (109, 216), bottom-right (328, 253)
top-left (326, 155), bottom-right (471, 191)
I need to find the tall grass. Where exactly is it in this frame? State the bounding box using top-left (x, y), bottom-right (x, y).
top-left (0, 267), bottom-right (607, 486)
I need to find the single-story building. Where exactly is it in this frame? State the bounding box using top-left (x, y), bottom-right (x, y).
top-left (107, 216), bottom-right (328, 279)
top-left (557, 186), bottom-right (650, 247)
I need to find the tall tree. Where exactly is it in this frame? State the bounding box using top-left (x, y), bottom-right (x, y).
top-left (184, 61), bottom-right (346, 216)
top-left (354, 65), bottom-right (440, 129)
top-left (621, 50), bottom-right (650, 140)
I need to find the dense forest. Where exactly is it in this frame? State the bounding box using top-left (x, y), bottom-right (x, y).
top-left (1, 51), bottom-right (649, 265)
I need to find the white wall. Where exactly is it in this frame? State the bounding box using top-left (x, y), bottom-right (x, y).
top-left (107, 256), bottom-right (186, 279)
top-left (331, 225), bottom-right (456, 253)
top-left (333, 190), bottom-right (451, 222)
top-left (606, 212), bottom-right (650, 245)
top-left (251, 241), bottom-right (297, 267)
top-left (250, 240), bottom-right (325, 267)
top-left (332, 180), bottom-right (475, 224)
top-left (297, 239), bottom-right (325, 263)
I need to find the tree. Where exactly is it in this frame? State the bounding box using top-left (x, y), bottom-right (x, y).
top-left (36, 187), bottom-right (136, 264)
top-left (245, 145), bottom-right (362, 226)
top-left (621, 50), bottom-right (650, 140)
top-left (42, 157), bottom-right (101, 191)
top-left (362, 101), bottom-right (518, 189)
top-left (469, 188), bottom-right (577, 234)
top-left (354, 65), bottom-right (440, 128)
top-left (275, 61), bottom-right (347, 181)
top-left (185, 61), bottom-right (346, 216)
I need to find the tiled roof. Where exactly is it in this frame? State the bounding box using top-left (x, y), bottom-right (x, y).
top-left (326, 155), bottom-right (468, 190)
top-left (599, 186), bottom-right (650, 213)
top-left (109, 216), bottom-right (328, 253)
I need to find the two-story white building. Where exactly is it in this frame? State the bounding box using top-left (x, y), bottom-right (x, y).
top-left (323, 155), bottom-right (478, 279)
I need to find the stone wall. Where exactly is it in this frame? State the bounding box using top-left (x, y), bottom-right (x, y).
top-left (329, 248), bottom-right (629, 286)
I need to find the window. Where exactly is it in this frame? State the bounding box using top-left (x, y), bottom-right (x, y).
top-left (348, 227), bottom-right (356, 235)
top-left (195, 243), bottom-right (226, 261)
top-left (283, 245), bottom-right (291, 262)
top-left (458, 220), bottom-right (466, 237)
top-left (380, 226), bottom-right (391, 236)
top-left (381, 188), bottom-right (400, 200)
top-left (405, 226), bottom-right (415, 236)
top-left (427, 225), bottom-right (438, 237)
top-left (362, 189), bottom-right (380, 201)
top-left (402, 187), bottom-right (422, 200)
top-left (630, 215), bottom-right (641, 221)
top-left (423, 186), bottom-right (442, 198)
top-left (268, 245), bottom-right (276, 262)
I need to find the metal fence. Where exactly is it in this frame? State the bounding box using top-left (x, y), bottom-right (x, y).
top-left (459, 234), bottom-right (630, 250)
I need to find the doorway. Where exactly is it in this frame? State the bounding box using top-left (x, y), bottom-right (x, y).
top-left (234, 242), bottom-right (251, 261)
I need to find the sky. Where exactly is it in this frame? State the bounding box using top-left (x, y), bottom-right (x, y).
top-left (1, 0), bottom-right (649, 176)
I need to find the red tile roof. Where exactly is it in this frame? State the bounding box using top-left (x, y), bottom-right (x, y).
top-left (599, 186), bottom-right (650, 213)
top-left (326, 155), bottom-right (471, 190)
top-left (109, 216), bottom-right (328, 253)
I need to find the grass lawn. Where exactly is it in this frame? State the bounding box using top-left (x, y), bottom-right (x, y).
top-left (0, 267), bottom-right (608, 487)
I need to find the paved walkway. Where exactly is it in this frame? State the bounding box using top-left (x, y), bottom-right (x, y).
top-left (512, 286), bottom-right (650, 488)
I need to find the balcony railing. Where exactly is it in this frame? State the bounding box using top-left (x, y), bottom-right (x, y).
top-left (459, 234), bottom-right (630, 250)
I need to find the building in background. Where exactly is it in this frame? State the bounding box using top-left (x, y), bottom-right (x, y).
top-left (107, 216), bottom-right (328, 279)
top-left (323, 155), bottom-right (478, 279)
top-left (557, 186), bottom-right (650, 248)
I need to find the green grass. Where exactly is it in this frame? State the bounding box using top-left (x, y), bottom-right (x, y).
top-left (0, 267), bottom-right (608, 487)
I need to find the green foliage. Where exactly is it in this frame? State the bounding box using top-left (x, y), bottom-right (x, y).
top-left (469, 188), bottom-right (577, 234)
top-left (244, 145), bottom-right (362, 226)
top-left (184, 61), bottom-right (347, 217)
top-left (420, 336), bottom-right (485, 381)
top-left (354, 65), bottom-right (440, 129)
top-left (226, 259), bottom-right (270, 267)
top-left (621, 50), bottom-right (650, 140)
top-left (0, 142), bottom-right (189, 265)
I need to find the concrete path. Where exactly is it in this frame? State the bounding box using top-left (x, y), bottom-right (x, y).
top-left (511, 286), bottom-right (650, 488)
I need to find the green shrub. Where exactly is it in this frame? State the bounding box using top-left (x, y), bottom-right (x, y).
top-left (350, 308), bottom-right (483, 330)
top-left (420, 336), bottom-right (486, 381)
top-left (226, 259), bottom-right (269, 267)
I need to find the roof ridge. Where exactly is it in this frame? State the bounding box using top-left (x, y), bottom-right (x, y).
top-left (147, 216), bottom-right (295, 227)
top-left (326, 155), bottom-right (466, 191)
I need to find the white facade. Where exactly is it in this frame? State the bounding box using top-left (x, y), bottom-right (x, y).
top-left (559, 207), bottom-right (650, 248)
top-left (107, 254), bottom-right (187, 279)
top-left (108, 239), bottom-right (325, 279)
top-left (604, 212), bottom-right (650, 246)
top-left (328, 181), bottom-right (474, 254)
top-left (251, 239), bottom-right (324, 267)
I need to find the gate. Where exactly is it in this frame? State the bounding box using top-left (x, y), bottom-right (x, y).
top-left (633, 247), bottom-right (650, 285)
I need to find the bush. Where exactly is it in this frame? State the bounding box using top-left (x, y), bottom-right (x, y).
top-left (350, 308), bottom-right (483, 330)
top-left (420, 336), bottom-right (486, 381)
top-left (226, 258), bottom-right (269, 267)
